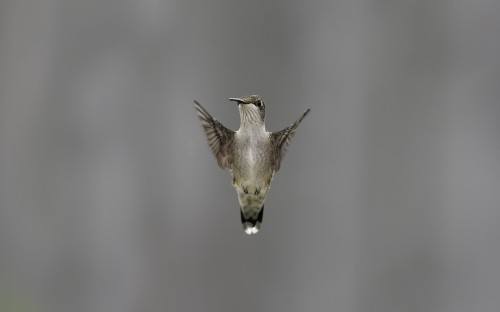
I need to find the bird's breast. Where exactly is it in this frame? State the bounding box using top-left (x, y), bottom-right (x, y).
top-left (233, 133), bottom-right (270, 171)
top-left (231, 131), bottom-right (273, 191)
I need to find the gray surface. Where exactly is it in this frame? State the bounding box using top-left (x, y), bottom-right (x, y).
top-left (1, 1), bottom-right (500, 311)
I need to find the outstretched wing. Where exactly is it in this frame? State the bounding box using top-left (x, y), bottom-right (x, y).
top-left (270, 108), bottom-right (311, 171)
top-left (194, 100), bottom-right (235, 169)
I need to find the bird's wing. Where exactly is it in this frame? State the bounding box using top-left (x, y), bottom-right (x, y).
top-left (270, 108), bottom-right (311, 172)
top-left (194, 100), bottom-right (235, 169)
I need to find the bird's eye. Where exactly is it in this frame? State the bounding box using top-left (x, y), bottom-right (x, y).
top-left (255, 100), bottom-right (262, 107)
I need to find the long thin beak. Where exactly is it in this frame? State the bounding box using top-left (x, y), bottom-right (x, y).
top-left (229, 97), bottom-right (247, 104)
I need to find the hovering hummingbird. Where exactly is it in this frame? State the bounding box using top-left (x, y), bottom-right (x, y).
top-left (194, 95), bottom-right (310, 234)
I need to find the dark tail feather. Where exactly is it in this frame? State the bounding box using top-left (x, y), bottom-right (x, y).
top-left (257, 206), bottom-right (264, 223)
top-left (240, 205), bottom-right (264, 235)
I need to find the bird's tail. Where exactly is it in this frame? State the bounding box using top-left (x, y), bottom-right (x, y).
top-left (240, 205), bottom-right (264, 235)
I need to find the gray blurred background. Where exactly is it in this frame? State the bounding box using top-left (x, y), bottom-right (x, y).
top-left (1, 0), bottom-right (499, 311)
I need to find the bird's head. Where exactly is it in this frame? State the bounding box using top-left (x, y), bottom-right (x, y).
top-left (229, 95), bottom-right (266, 127)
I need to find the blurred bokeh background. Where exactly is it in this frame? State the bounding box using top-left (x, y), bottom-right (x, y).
top-left (1, 0), bottom-right (500, 311)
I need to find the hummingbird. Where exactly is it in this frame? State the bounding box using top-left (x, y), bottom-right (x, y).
top-left (194, 95), bottom-right (310, 234)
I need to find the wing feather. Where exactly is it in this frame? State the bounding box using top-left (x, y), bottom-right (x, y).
top-left (271, 108), bottom-right (311, 171)
top-left (194, 100), bottom-right (234, 169)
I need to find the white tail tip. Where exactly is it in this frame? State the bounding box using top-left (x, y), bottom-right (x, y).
top-left (243, 222), bottom-right (261, 235)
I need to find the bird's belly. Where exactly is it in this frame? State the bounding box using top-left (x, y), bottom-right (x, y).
top-left (231, 161), bottom-right (273, 192)
top-left (230, 135), bottom-right (274, 197)
top-left (238, 192), bottom-right (265, 209)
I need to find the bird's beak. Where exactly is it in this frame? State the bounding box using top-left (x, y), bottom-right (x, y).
top-left (229, 97), bottom-right (247, 104)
